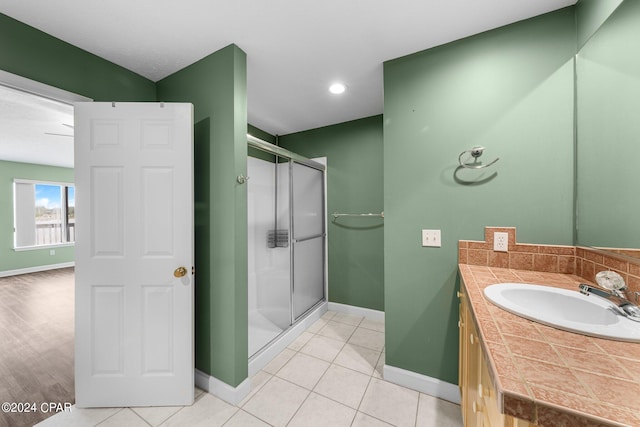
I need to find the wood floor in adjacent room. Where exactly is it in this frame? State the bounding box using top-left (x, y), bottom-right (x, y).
top-left (0, 268), bottom-right (74, 427)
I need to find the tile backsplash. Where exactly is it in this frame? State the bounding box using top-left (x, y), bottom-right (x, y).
top-left (459, 226), bottom-right (640, 301)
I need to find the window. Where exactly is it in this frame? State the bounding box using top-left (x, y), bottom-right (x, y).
top-left (14, 180), bottom-right (75, 249)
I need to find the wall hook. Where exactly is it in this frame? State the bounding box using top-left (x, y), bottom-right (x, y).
top-left (458, 146), bottom-right (499, 169)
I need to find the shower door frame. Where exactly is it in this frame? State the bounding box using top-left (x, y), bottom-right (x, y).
top-left (247, 134), bottom-right (327, 339)
top-left (289, 159), bottom-right (326, 323)
top-left (248, 134), bottom-right (326, 171)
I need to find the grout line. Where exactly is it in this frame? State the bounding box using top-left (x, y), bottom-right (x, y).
top-left (236, 403), bottom-right (276, 427)
top-left (354, 372), bottom-right (374, 414)
top-left (128, 408), bottom-right (153, 427)
top-left (156, 405), bottom-right (189, 427)
top-left (93, 408), bottom-right (127, 427)
top-left (219, 407), bottom-right (241, 426)
top-left (238, 374), bottom-right (269, 408)
top-left (414, 392), bottom-right (421, 427)
top-left (277, 381), bottom-right (312, 426)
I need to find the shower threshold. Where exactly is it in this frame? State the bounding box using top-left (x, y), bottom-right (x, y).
top-left (248, 300), bottom-right (327, 376)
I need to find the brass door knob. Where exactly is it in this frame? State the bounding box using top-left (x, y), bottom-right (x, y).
top-left (174, 266), bottom-right (187, 278)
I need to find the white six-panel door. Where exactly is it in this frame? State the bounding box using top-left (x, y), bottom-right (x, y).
top-left (74, 102), bottom-right (194, 407)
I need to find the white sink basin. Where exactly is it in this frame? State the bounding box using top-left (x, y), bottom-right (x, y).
top-left (484, 283), bottom-right (640, 342)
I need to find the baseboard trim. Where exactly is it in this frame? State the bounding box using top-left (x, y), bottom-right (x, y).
top-left (194, 369), bottom-right (251, 406)
top-left (327, 302), bottom-right (384, 322)
top-left (383, 364), bottom-right (460, 405)
top-left (0, 262), bottom-right (75, 278)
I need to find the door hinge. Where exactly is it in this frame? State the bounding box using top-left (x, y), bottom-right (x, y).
top-left (192, 266), bottom-right (195, 277)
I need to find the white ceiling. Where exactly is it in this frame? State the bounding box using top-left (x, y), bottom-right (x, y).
top-left (0, 84), bottom-right (74, 168)
top-left (0, 0), bottom-right (576, 167)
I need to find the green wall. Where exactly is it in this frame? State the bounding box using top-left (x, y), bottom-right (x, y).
top-left (0, 14), bottom-right (155, 275)
top-left (576, 0), bottom-right (640, 250)
top-left (576, 0), bottom-right (625, 49)
top-left (280, 116), bottom-right (384, 311)
top-left (0, 160), bottom-right (75, 272)
top-left (0, 13), bottom-right (155, 101)
top-left (383, 9), bottom-right (576, 383)
top-left (247, 124), bottom-right (277, 162)
top-left (157, 44), bottom-right (249, 388)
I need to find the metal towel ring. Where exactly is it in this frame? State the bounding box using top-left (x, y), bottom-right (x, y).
top-left (458, 146), bottom-right (499, 169)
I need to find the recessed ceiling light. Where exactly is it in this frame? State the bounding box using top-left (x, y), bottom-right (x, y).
top-left (329, 83), bottom-right (346, 94)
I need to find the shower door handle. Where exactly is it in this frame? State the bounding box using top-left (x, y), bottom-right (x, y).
top-left (292, 233), bottom-right (325, 244)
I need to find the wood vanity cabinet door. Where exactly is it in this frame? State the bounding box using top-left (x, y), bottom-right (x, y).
top-left (459, 292), bottom-right (472, 425)
top-left (459, 292), bottom-right (466, 398)
top-left (468, 314), bottom-right (483, 426)
top-left (480, 353), bottom-right (504, 427)
top-left (459, 290), bottom-right (483, 427)
top-left (459, 287), bottom-right (535, 427)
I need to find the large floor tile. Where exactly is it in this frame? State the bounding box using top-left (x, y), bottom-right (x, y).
top-left (352, 411), bottom-right (394, 426)
top-left (331, 312), bottom-right (364, 326)
top-left (321, 311), bottom-right (336, 321)
top-left (275, 352), bottom-right (330, 390)
top-left (299, 334), bottom-right (345, 362)
top-left (287, 331), bottom-right (315, 351)
top-left (223, 409), bottom-right (270, 427)
top-left (159, 393), bottom-right (237, 427)
top-left (306, 318), bottom-right (329, 334)
top-left (333, 343), bottom-right (381, 375)
top-left (97, 409), bottom-right (149, 427)
top-left (287, 392), bottom-right (356, 427)
top-left (261, 348), bottom-right (296, 374)
top-left (348, 327), bottom-right (385, 351)
top-left (242, 376), bottom-right (309, 427)
top-left (416, 393), bottom-right (463, 427)
top-left (239, 370), bottom-right (273, 407)
top-left (373, 351), bottom-right (385, 378)
top-left (35, 407), bottom-right (121, 427)
top-left (360, 318), bottom-right (385, 333)
top-left (131, 405), bottom-right (183, 426)
top-left (359, 377), bottom-right (420, 427)
top-left (317, 320), bottom-right (357, 342)
top-left (313, 364), bottom-right (371, 409)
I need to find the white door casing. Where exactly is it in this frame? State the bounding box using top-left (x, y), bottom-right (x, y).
top-left (74, 102), bottom-right (194, 407)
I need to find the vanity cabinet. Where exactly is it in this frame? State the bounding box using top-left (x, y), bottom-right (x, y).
top-left (458, 290), bottom-right (533, 427)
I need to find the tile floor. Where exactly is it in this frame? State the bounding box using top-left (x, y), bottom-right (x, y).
top-left (37, 311), bottom-right (463, 427)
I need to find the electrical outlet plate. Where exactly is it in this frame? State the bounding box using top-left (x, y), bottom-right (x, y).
top-left (422, 229), bottom-right (441, 247)
top-left (494, 232), bottom-right (508, 252)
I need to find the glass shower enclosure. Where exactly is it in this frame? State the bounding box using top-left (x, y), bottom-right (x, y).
top-left (247, 135), bottom-right (326, 357)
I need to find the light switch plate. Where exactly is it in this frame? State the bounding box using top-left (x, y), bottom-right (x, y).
top-left (422, 229), bottom-right (441, 247)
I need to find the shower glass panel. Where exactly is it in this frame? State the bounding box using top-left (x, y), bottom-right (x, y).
top-left (292, 162), bottom-right (325, 320)
top-left (247, 154), bottom-right (291, 357)
top-left (292, 238), bottom-right (324, 319)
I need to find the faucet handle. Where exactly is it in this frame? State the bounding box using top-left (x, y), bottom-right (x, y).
top-left (595, 270), bottom-right (626, 291)
top-left (620, 303), bottom-right (640, 322)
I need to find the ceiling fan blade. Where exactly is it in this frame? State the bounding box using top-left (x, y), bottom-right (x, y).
top-left (45, 132), bottom-right (74, 137)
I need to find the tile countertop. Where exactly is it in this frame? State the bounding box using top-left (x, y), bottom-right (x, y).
top-left (459, 264), bottom-right (640, 427)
